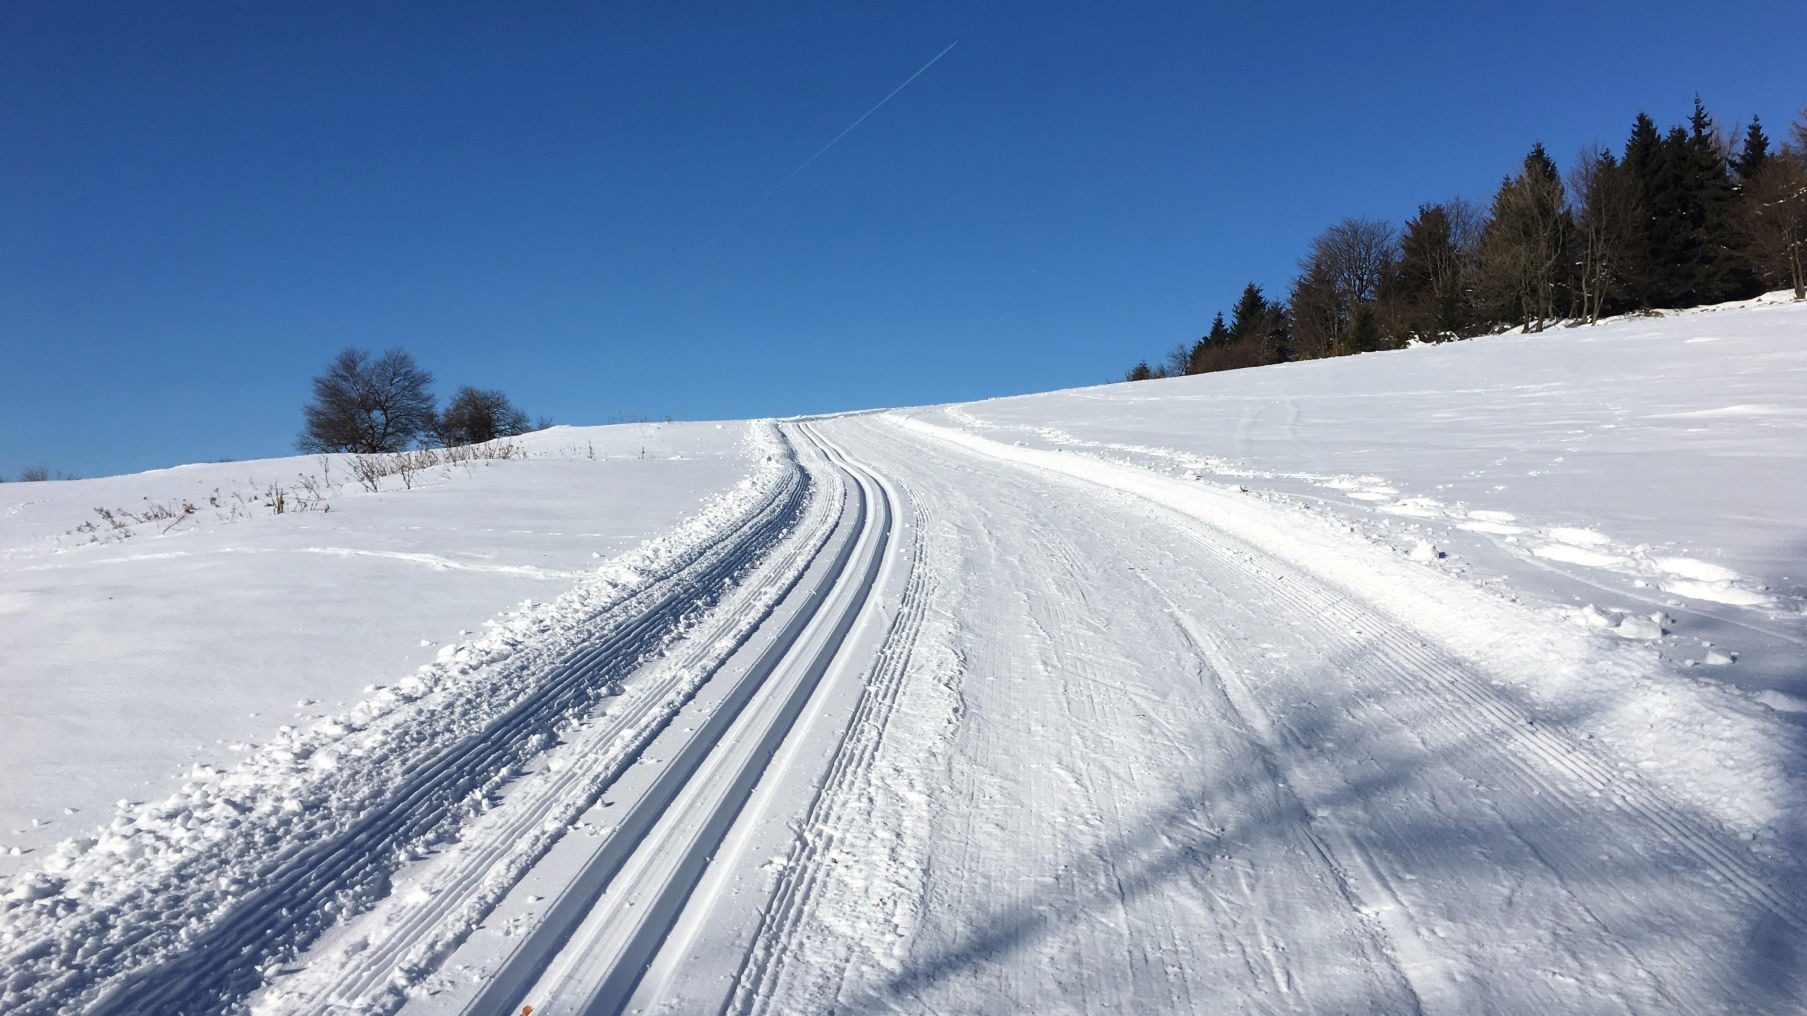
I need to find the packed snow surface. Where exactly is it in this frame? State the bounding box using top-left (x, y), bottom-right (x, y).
top-left (2, 296), bottom-right (1805, 1015)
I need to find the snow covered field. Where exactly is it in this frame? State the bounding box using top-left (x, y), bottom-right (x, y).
top-left (0, 422), bottom-right (756, 875)
top-left (918, 293), bottom-right (1807, 702)
top-left (3, 297), bottom-right (1805, 1015)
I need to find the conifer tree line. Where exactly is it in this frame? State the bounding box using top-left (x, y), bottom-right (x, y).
top-left (1125, 100), bottom-right (1807, 382)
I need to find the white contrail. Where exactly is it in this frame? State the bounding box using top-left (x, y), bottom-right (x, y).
top-left (665, 41), bottom-right (959, 268)
top-left (760, 40), bottom-right (959, 200)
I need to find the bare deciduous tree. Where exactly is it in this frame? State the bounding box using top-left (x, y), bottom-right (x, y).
top-left (298, 348), bottom-right (436, 454)
top-left (1309, 217), bottom-right (1396, 307)
top-left (429, 386), bottom-right (533, 447)
top-left (1569, 144), bottom-right (1642, 323)
top-left (1286, 262), bottom-right (1342, 360)
top-left (1478, 143), bottom-right (1569, 331)
top-left (1737, 150), bottom-right (1807, 300)
top-left (1294, 217), bottom-right (1396, 354)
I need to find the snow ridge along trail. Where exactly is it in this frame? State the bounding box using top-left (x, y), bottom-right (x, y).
top-left (444, 423), bottom-right (897, 1014)
top-left (0, 424), bottom-right (813, 1015)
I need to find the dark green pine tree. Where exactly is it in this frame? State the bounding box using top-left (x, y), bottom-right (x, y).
top-left (1733, 116), bottom-right (1771, 181)
top-left (1621, 112), bottom-right (1665, 306)
top-left (1389, 203), bottom-right (1457, 339)
top-left (1227, 283), bottom-right (1269, 342)
top-left (1206, 311), bottom-right (1231, 346)
top-left (1186, 312), bottom-right (1229, 374)
top-left (1267, 301), bottom-right (1295, 362)
top-left (1346, 303), bottom-right (1383, 353)
top-left (1626, 113), bottom-right (1716, 310)
top-left (1676, 97), bottom-right (1751, 305)
top-left (1624, 113), bottom-right (1664, 176)
top-left (1228, 283), bottom-right (1286, 363)
top-left (1476, 142), bottom-right (1570, 330)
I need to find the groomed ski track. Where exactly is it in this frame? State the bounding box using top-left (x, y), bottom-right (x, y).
top-left (0, 423), bottom-right (819, 1015)
top-left (449, 423), bottom-right (898, 1013)
top-left (401, 414), bottom-right (1806, 1015)
top-left (9, 414), bottom-right (1806, 1014)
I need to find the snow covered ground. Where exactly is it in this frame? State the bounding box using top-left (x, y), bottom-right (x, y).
top-left (913, 293), bottom-right (1807, 703)
top-left (2, 296), bottom-right (1805, 1015)
top-left (0, 421), bottom-right (757, 875)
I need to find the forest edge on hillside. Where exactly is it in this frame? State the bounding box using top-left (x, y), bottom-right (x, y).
top-left (1127, 100), bottom-right (1807, 381)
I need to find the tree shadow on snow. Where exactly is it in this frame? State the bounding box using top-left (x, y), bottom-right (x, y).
top-left (845, 640), bottom-right (1807, 1015)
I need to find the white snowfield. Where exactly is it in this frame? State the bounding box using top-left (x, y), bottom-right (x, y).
top-left (2, 298), bottom-right (1805, 1015)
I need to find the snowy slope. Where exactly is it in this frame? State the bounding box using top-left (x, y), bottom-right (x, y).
top-left (3, 297), bottom-right (1806, 1016)
top-left (914, 293), bottom-right (1807, 701)
top-left (0, 422), bottom-right (757, 874)
top-left (720, 414), bottom-right (1804, 1014)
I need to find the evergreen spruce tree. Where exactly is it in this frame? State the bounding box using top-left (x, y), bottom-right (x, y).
top-left (1652, 125), bottom-right (1700, 305)
top-left (1187, 312), bottom-right (1230, 374)
top-left (1679, 97), bottom-right (1749, 304)
top-left (1227, 283), bottom-right (1269, 342)
top-left (1286, 263), bottom-right (1342, 359)
top-left (1228, 283), bottom-right (1288, 364)
top-left (1621, 112), bottom-right (1665, 306)
top-left (1624, 113), bottom-right (1664, 176)
top-left (1388, 203), bottom-right (1471, 339)
top-left (1268, 302), bottom-right (1295, 363)
top-left (1346, 304), bottom-right (1382, 353)
top-left (1206, 311), bottom-right (1230, 346)
top-left (1733, 116), bottom-right (1771, 181)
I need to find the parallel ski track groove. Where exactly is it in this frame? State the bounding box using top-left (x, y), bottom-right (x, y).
top-left (579, 426), bottom-right (895, 1013)
top-left (725, 474), bottom-right (931, 1015)
top-left (464, 423), bottom-right (895, 1015)
top-left (69, 438), bottom-right (813, 1016)
top-left (302, 437), bottom-right (850, 1011)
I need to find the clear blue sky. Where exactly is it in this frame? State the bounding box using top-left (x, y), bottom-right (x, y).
top-left (3, 1), bottom-right (1801, 478)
